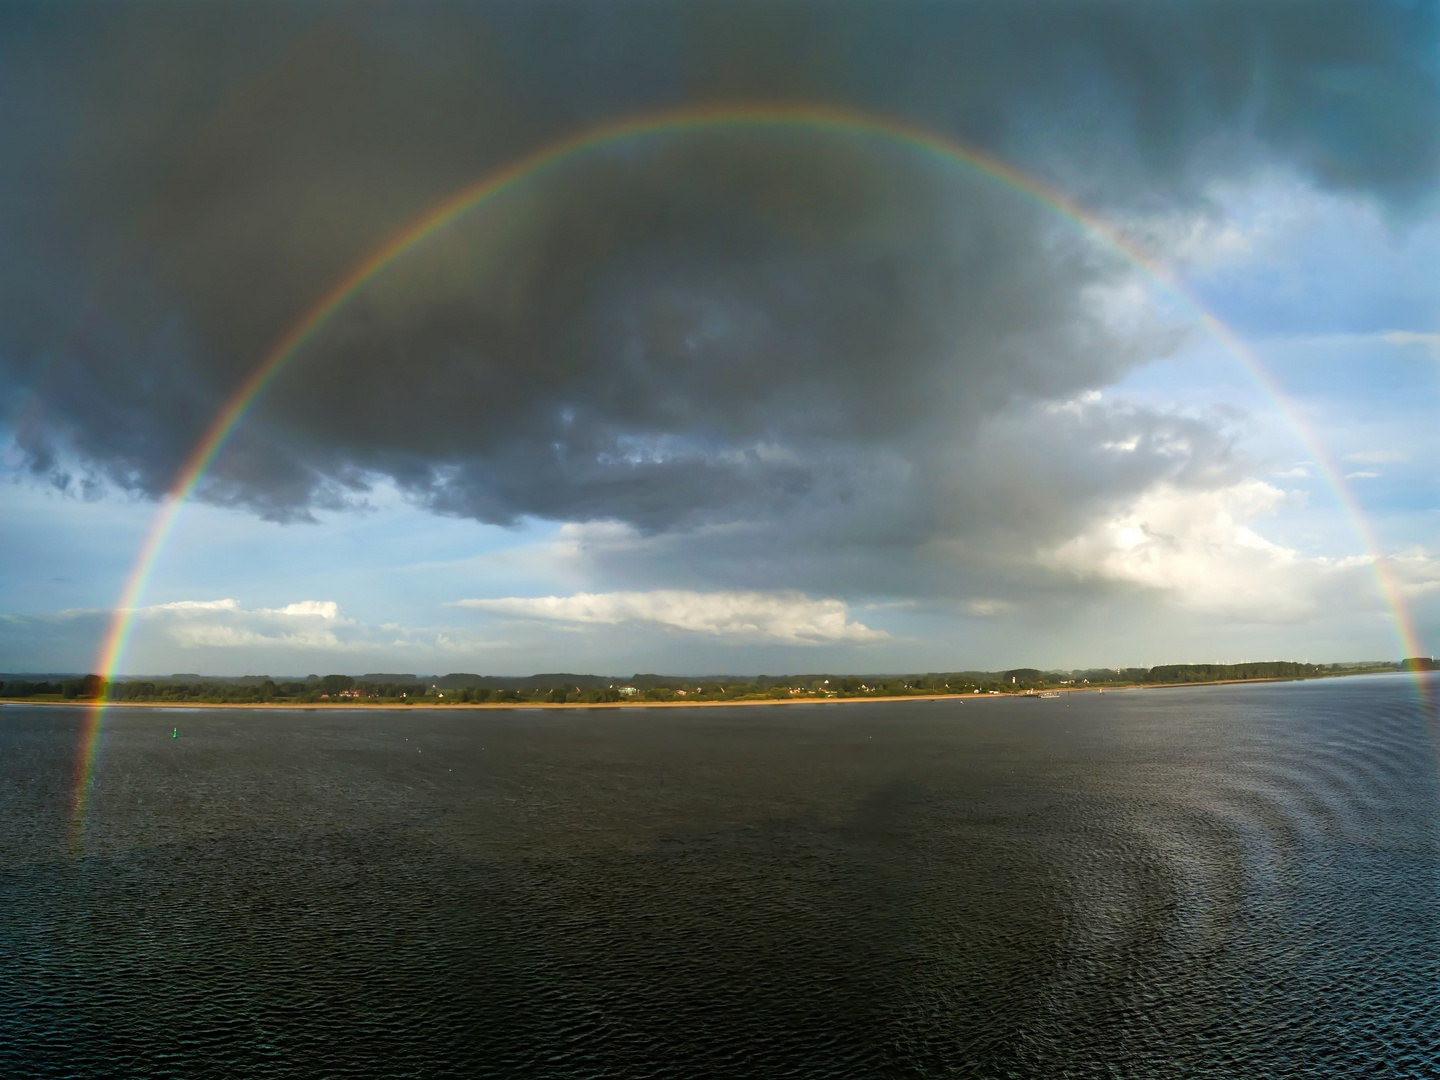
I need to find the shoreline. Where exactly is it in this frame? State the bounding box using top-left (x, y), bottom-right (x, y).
top-left (0, 671), bottom-right (1396, 711)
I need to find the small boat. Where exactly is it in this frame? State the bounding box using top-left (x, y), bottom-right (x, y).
top-left (1038, 692), bottom-right (1060, 699)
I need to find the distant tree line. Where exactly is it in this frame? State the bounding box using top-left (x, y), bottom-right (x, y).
top-left (0, 660), bottom-right (1404, 704)
top-left (0, 673), bottom-right (424, 704)
top-left (1145, 662), bottom-right (1331, 683)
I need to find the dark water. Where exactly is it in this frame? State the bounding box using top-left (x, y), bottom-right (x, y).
top-left (2, 676), bottom-right (1438, 1077)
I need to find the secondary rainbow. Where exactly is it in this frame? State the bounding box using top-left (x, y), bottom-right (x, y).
top-left (72, 101), bottom-right (1428, 832)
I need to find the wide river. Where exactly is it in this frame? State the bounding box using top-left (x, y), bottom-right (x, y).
top-left (2, 675), bottom-right (1438, 1077)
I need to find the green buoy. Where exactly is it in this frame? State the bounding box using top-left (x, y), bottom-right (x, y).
top-left (172, 728), bottom-right (178, 738)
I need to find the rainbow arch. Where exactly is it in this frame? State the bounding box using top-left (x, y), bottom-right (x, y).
top-left (71, 101), bottom-right (1428, 835)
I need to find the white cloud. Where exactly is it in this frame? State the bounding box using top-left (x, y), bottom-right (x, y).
top-left (1047, 481), bottom-right (1326, 620)
top-left (1382, 330), bottom-right (1440, 359)
top-left (1149, 212), bottom-right (1259, 268)
top-left (141, 598), bottom-right (351, 650)
top-left (1046, 479), bottom-right (1440, 623)
top-left (166, 622), bottom-right (344, 650)
top-left (267, 600), bottom-right (341, 620)
top-left (124, 598), bottom-right (514, 661)
top-left (451, 589), bottom-right (887, 644)
top-left (145, 598), bottom-right (341, 620)
top-left (151, 598), bottom-right (242, 613)
top-left (1101, 436), bottom-right (1141, 453)
top-left (1344, 471), bottom-right (1381, 480)
top-left (1386, 553), bottom-right (1440, 600)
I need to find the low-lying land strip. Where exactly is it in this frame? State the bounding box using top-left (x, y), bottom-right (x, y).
top-left (1, 660), bottom-right (1418, 709)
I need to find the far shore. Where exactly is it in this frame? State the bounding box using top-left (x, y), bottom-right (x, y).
top-left (0, 671), bottom-right (1392, 711)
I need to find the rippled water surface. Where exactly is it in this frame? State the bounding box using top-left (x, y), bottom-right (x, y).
top-left (3, 675), bottom-right (1438, 1077)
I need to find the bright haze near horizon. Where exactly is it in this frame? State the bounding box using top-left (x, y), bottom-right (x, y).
top-left (0, 1), bottom-right (1436, 678)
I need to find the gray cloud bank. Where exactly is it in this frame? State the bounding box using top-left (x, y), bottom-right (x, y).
top-left (2, 2), bottom-right (1436, 606)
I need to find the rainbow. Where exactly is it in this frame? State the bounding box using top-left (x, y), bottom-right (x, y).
top-left (71, 102), bottom-right (1429, 834)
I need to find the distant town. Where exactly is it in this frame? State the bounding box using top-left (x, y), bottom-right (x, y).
top-left (1, 659), bottom-right (1430, 706)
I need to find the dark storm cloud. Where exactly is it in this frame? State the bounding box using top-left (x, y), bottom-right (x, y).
top-left (1, 1), bottom-right (1434, 561)
top-left (241, 132), bottom-right (1156, 534)
top-left (542, 393), bottom-right (1248, 604)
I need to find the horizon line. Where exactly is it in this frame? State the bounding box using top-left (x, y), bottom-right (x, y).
top-left (9, 657), bottom-right (1424, 682)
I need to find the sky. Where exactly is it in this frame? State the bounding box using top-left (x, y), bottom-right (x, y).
top-left (0, 1), bottom-right (1437, 678)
